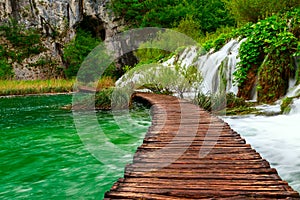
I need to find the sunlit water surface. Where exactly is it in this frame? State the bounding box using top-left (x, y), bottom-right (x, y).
top-left (0, 94), bottom-right (151, 199)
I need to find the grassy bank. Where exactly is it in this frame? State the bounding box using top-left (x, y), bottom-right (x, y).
top-left (0, 79), bottom-right (75, 96)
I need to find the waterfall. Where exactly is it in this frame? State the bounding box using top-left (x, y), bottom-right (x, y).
top-left (286, 84), bottom-right (300, 115)
top-left (163, 39), bottom-right (245, 95)
top-left (287, 84), bottom-right (300, 98)
top-left (117, 38), bottom-right (299, 105)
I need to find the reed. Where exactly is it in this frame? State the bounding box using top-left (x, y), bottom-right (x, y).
top-left (0, 79), bottom-right (75, 96)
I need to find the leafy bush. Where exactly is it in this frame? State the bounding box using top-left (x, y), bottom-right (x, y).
top-left (193, 92), bottom-right (227, 113)
top-left (193, 92), bottom-right (254, 115)
top-left (0, 19), bottom-right (45, 62)
top-left (222, 0), bottom-right (300, 24)
top-left (173, 16), bottom-right (202, 40)
top-left (110, 0), bottom-right (234, 34)
top-left (0, 58), bottom-right (13, 79)
top-left (201, 26), bottom-right (235, 51)
top-left (63, 29), bottom-right (101, 79)
top-left (280, 97), bottom-right (293, 114)
top-left (233, 9), bottom-right (300, 102)
top-left (95, 88), bottom-right (114, 110)
top-left (134, 29), bottom-right (196, 64)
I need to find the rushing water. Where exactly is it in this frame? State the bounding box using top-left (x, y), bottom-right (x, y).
top-left (0, 94), bottom-right (151, 199)
top-left (222, 112), bottom-right (300, 192)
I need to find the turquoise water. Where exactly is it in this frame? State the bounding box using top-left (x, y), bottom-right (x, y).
top-left (0, 94), bottom-right (151, 199)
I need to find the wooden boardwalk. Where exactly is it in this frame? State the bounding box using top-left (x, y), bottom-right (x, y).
top-left (104, 93), bottom-right (299, 199)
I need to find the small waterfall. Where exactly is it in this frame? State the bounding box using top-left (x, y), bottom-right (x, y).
top-left (164, 39), bottom-right (245, 95)
top-left (196, 39), bottom-right (243, 94)
top-left (117, 39), bottom-right (245, 96)
top-left (286, 84), bottom-right (300, 115)
top-left (287, 84), bottom-right (300, 98)
top-left (290, 99), bottom-right (300, 114)
top-left (117, 38), bottom-right (299, 104)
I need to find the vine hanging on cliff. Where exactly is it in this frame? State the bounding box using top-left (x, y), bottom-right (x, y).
top-left (233, 8), bottom-right (300, 102)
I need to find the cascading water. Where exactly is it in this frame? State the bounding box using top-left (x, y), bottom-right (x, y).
top-left (163, 39), bottom-right (246, 95)
top-left (115, 37), bottom-right (300, 193)
top-left (287, 84), bottom-right (300, 114)
top-left (117, 38), bottom-right (246, 97)
top-left (222, 76), bottom-right (300, 193)
top-left (222, 100), bottom-right (300, 192)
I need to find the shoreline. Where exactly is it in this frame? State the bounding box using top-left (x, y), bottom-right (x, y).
top-left (0, 91), bottom-right (76, 98)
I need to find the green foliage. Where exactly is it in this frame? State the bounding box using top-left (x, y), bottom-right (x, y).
top-left (0, 45), bottom-right (12, 79)
top-left (193, 92), bottom-right (227, 113)
top-left (0, 19), bottom-right (45, 62)
top-left (280, 97), bottom-right (293, 114)
top-left (296, 60), bottom-right (300, 85)
top-left (110, 0), bottom-right (234, 34)
top-left (102, 63), bottom-right (122, 79)
top-left (134, 30), bottom-right (196, 64)
top-left (95, 88), bottom-right (114, 110)
top-left (199, 26), bottom-right (235, 51)
top-left (222, 0), bottom-right (300, 24)
top-left (174, 16), bottom-right (202, 40)
top-left (203, 32), bottom-right (233, 51)
top-left (232, 9), bottom-right (300, 102)
top-left (119, 63), bottom-right (202, 98)
top-left (111, 87), bottom-right (134, 110)
top-left (0, 19), bottom-right (47, 79)
top-left (63, 29), bottom-right (101, 79)
top-left (193, 92), bottom-right (255, 115)
top-left (0, 58), bottom-right (13, 79)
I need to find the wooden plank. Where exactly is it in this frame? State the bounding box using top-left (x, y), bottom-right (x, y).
top-left (104, 93), bottom-right (300, 199)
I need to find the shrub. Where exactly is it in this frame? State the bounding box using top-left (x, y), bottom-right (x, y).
top-left (193, 92), bottom-right (253, 115)
top-left (95, 88), bottom-right (114, 110)
top-left (134, 29), bottom-right (195, 64)
top-left (0, 19), bottom-right (45, 62)
top-left (174, 16), bottom-right (202, 40)
top-left (222, 0), bottom-right (300, 24)
top-left (110, 0), bottom-right (234, 33)
top-left (280, 97), bottom-right (293, 114)
top-left (0, 59), bottom-right (13, 79)
top-left (96, 76), bottom-right (116, 91)
top-left (63, 29), bottom-right (101, 79)
top-left (233, 9), bottom-right (300, 102)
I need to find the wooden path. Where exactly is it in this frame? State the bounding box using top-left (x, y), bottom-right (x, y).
top-left (104, 93), bottom-right (299, 199)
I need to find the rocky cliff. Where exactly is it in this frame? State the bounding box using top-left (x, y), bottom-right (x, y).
top-left (0, 0), bottom-right (124, 79)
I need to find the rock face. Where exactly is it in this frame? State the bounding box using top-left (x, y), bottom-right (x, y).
top-left (0, 0), bottom-right (124, 79)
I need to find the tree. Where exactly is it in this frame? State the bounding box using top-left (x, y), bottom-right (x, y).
top-left (63, 29), bottom-right (101, 79)
top-left (222, 0), bottom-right (300, 24)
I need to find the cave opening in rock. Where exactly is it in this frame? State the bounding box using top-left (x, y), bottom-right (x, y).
top-left (77, 15), bottom-right (106, 41)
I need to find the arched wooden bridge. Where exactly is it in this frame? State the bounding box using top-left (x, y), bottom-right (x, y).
top-left (104, 93), bottom-right (299, 199)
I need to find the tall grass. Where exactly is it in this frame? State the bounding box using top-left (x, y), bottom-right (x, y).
top-left (0, 79), bottom-right (75, 96)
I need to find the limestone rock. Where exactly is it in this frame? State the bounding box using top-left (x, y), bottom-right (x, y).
top-left (0, 0), bottom-right (124, 79)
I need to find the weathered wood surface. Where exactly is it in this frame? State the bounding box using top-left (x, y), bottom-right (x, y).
top-left (105, 93), bottom-right (299, 199)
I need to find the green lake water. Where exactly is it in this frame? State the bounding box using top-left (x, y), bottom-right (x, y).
top-left (0, 94), bottom-right (151, 199)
